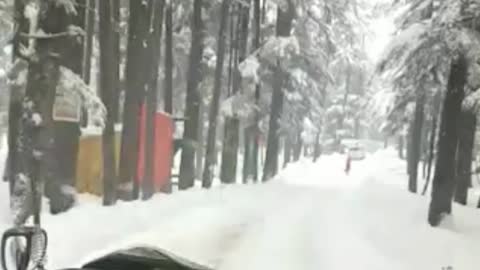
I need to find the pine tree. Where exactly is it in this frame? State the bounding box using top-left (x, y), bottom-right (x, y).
top-left (262, 3), bottom-right (295, 181)
top-left (118, 0), bottom-right (152, 199)
top-left (178, 0), bottom-right (205, 189)
top-left (99, 0), bottom-right (119, 205)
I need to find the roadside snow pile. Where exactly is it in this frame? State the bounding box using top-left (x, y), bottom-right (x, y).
top-left (0, 147), bottom-right (479, 270)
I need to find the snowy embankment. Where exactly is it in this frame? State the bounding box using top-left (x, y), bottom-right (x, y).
top-left (0, 140), bottom-right (480, 270)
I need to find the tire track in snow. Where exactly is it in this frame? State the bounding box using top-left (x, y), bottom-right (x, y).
top-left (217, 188), bottom-right (320, 270)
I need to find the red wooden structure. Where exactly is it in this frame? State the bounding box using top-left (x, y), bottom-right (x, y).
top-left (136, 104), bottom-right (174, 191)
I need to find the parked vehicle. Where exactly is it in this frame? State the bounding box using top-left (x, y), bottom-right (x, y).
top-left (348, 145), bottom-right (366, 160)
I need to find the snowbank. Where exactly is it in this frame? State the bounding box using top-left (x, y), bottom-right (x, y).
top-left (0, 146), bottom-right (479, 270)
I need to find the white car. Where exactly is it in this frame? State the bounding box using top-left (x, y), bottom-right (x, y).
top-left (348, 145), bottom-right (366, 160)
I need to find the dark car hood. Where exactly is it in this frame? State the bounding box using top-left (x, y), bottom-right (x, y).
top-left (81, 246), bottom-right (213, 270)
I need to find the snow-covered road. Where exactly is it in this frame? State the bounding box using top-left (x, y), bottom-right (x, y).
top-left (1, 146), bottom-right (480, 270)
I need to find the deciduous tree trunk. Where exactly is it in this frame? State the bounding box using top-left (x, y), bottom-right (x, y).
top-left (428, 54), bottom-right (467, 227)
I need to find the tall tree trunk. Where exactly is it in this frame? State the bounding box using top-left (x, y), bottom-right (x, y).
top-left (398, 135), bottom-right (404, 159)
top-left (196, 101), bottom-right (205, 181)
top-left (143, 0), bottom-right (165, 200)
top-left (164, 1), bottom-right (173, 114)
top-left (406, 124), bottom-right (413, 174)
top-left (421, 117), bottom-right (430, 179)
top-left (408, 88), bottom-right (426, 193)
top-left (179, 0), bottom-right (205, 190)
top-left (283, 135), bottom-right (292, 168)
top-left (161, 1), bottom-right (173, 193)
top-left (313, 132), bottom-right (321, 162)
top-left (262, 4), bottom-right (294, 181)
top-left (226, 5), bottom-right (236, 97)
top-left (339, 66), bottom-right (351, 133)
top-left (13, 0), bottom-right (79, 222)
top-left (293, 129), bottom-right (303, 161)
top-left (251, 0), bottom-right (261, 183)
top-left (422, 91), bottom-right (441, 195)
top-left (422, 118), bottom-right (438, 195)
top-left (242, 126), bottom-right (255, 183)
top-left (118, 0), bottom-right (151, 200)
top-left (6, 0), bottom-right (24, 195)
top-left (261, 0), bottom-right (267, 23)
top-left (202, 1), bottom-right (230, 188)
top-left (99, 0), bottom-right (118, 205)
top-left (242, 0), bottom-right (260, 183)
top-left (48, 0), bottom-right (86, 214)
top-left (112, 0), bottom-right (121, 123)
top-left (454, 109), bottom-right (476, 205)
top-left (428, 54), bottom-right (467, 227)
top-left (82, 0), bottom-right (95, 84)
top-left (220, 2), bottom-right (250, 184)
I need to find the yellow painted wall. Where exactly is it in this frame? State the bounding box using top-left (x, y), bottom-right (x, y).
top-left (75, 132), bottom-right (121, 195)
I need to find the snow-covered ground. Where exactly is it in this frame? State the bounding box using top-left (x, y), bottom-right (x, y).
top-left (1, 138), bottom-right (480, 270)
